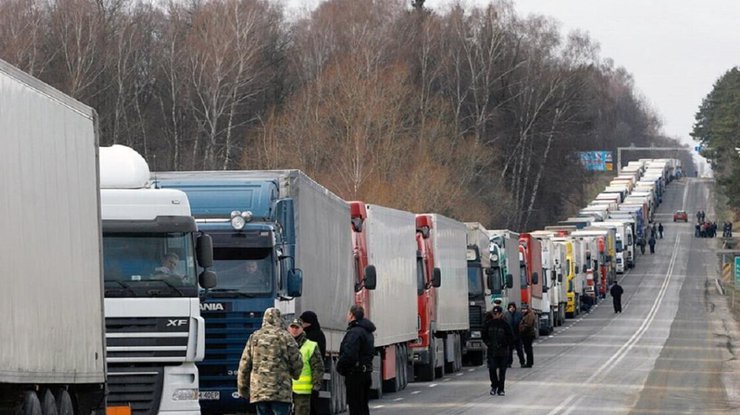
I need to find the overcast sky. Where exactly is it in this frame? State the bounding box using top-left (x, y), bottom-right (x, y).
top-left (283, 0), bottom-right (739, 147)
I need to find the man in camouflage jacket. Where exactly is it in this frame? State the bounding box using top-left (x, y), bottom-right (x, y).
top-left (238, 307), bottom-right (303, 415)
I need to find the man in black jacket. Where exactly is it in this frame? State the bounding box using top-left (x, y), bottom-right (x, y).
top-left (300, 310), bottom-right (326, 415)
top-left (482, 306), bottom-right (514, 396)
top-left (610, 281), bottom-right (624, 313)
top-left (337, 305), bottom-right (376, 415)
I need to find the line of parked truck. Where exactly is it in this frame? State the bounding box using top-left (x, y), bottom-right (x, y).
top-left (1, 59), bottom-right (682, 415)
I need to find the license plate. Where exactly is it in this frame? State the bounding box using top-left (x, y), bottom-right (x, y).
top-left (199, 391), bottom-right (220, 400)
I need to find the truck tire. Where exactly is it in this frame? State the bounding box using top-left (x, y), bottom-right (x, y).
top-left (40, 390), bottom-right (57, 415)
top-left (415, 344), bottom-right (436, 382)
top-left (54, 390), bottom-right (74, 415)
top-left (469, 350), bottom-right (484, 366)
top-left (16, 391), bottom-right (42, 415)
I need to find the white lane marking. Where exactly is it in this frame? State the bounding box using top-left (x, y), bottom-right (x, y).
top-left (372, 404), bottom-right (385, 409)
top-left (428, 383), bottom-right (438, 388)
top-left (456, 372), bottom-right (463, 376)
top-left (545, 394), bottom-right (577, 415)
top-left (393, 398), bottom-right (404, 402)
top-left (444, 377), bottom-right (451, 382)
top-left (544, 223), bottom-right (683, 414)
top-left (411, 391), bottom-right (420, 395)
top-left (467, 368), bottom-right (475, 372)
top-left (586, 233), bottom-right (681, 383)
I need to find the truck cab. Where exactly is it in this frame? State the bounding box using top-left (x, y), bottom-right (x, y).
top-left (100, 146), bottom-right (216, 415)
top-left (154, 172), bottom-right (302, 414)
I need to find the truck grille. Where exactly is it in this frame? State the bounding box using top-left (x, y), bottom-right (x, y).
top-left (468, 305), bottom-right (483, 328)
top-left (105, 317), bottom-right (189, 361)
top-left (107, 366), bottom-right (164, 415)
top-left (198, 311), bottom-right (263, 388)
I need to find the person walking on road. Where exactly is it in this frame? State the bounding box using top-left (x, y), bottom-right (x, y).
top-left (237, 307), bottom-right (303, 415)
top-left (503, 302), bottom-right (525, 368)
top-left (519, 303), bottom-right (537, 368)
top-left (610, 282), bottom-right (624, 313)
top-left (337, 305), bottom-right (376, 415)
top-left (482, 305), bottom-right (514, 396)
top-left (638, 237), bottom-right (646, 255)
top-left (299, 311), bottom-right (326, 415)
top-left (658, 223), bottom-right (664, 239)
top-left (648, 236), bottom-right (656, 254)
top-left (289, 318), bottom-right (324, 415)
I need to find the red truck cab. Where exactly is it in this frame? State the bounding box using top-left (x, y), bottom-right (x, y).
top-left (410, 214), bottom-right (441, 381)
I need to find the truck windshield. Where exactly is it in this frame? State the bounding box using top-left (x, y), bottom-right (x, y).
top-left (615, 240), bottom-right (623, 251)
top-left (103, 232), bottom-right (198, 297)
top-left (209, 247), bottom-right (273, 296)
top-left (467, 266), bottom-right (484, 296)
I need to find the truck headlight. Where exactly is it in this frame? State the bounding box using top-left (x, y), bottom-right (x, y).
top-left (470, 331), bottom-right (481, 339)
top-left (230, 212), bottom-right (246, 230)
top-left (172, 389), bottom-right (199, 401)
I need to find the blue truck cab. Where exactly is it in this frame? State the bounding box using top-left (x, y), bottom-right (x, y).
top-left (154, 173), bottom-right (302, 414)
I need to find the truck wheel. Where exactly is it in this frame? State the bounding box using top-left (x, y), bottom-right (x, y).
top-left (469, 350), bottom-right (484, 366)
top-left (415, 344), bottom-right (435, 382)
top-left (40, 390), bottom-right (57, 415)
top-left (54, 390), bottom-right (74, 415)
top-left (16, 391), bottom-right (41, 415)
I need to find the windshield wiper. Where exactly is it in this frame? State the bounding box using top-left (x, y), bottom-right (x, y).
top-left (148, 278), bottom-right (186, 297)
top-left (207, 289), bottom-right (260, 298)
top-left (105, 280), bottom-right (136, 296)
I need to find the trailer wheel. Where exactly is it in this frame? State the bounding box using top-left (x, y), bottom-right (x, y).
top-left (54, 390), bottom-right (74, 415)
top-left (16, 391), bottom-right (42, 415)
top-left (40, 390), bottom-right (57, 415)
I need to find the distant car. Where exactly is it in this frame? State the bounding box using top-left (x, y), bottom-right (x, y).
top-left (673, 210), bottom-right (688, 222)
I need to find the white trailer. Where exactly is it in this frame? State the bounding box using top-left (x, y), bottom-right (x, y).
top-left (0, 59), bottom-right (106, 414)
top-left (363, 204), bottom-right (417, 393)
top-left (430, 214), bottom-right (469, 374)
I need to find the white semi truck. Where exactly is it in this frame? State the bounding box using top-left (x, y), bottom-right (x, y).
top-left (0, 59), bottom-right (106, 415)
top-left (100, 145), bottom-right (216, 415)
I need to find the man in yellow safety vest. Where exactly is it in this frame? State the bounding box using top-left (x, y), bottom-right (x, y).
top-left (288, 318), bottom-right (325, 415)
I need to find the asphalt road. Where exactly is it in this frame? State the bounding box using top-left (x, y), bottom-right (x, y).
top-left (369, 178), bottom-right (739, 415)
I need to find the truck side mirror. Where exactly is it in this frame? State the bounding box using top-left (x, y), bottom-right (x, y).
top-left (196, 234), bottom-right (213, 268)
top-left (531, 272), bottom-right (539, 285)
top-left (432, 267), bottom-right (441, 288)
top-left (557, 273), bottom-right (563, 283)
top-left (363, 265), bottom-right (377, 290)
top-left (542, 285), bottom-right (549, 293)
top-left (506, 274), bottom-right (513, 289)
top-left (287, 269), bottom-right (303, 297)
top-left (583, 264), bottom-right (588, 273)
top-left (486, 274), bottom-right (495, 293)
top-left (199, 270), bottom-right (217, 289)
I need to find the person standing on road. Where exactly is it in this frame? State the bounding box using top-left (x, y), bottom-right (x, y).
top-left (237, 307), bottom-right (303, 415)
top-left (299, 311), bottom-right (326, 415)
top-left (519, 303), bottom-right (537, 368)
top-left (337, 305), bottom-right (376, 415)
top-left (638, 237), bottom-right (646, 255)
top-left (482, 305), bottom-right (514, 396)
top-left (648, 236), bottom-right (656, 254)
top-left (658, 223), bottom-right (664, 239)
top-left (503, 302), bottom-right (525, 368)
top-left (288, 318), bottom-right (324, 415)
top-left (610, 281), bottom-right (624, 313)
